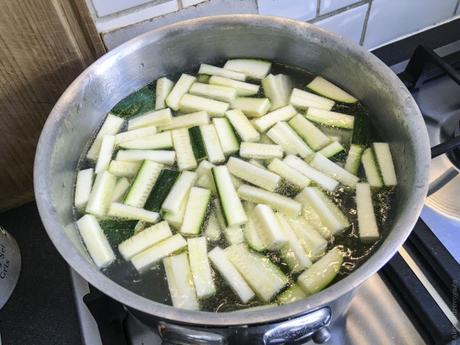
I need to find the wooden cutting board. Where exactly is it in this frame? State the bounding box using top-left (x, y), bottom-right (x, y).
top-left (0, 0), bottom-right (105, 212)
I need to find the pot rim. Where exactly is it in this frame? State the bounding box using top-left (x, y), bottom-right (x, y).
top-left (34, 14), bottom-right (430, 327)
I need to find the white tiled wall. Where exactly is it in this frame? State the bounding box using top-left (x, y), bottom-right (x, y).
top-left (257, 0), bottom-right (316, 21)
top-left (314, 3), bottom-right (368, 44)
top-left (363, 0), bottom-right (458, 48)
top-left (84, 0), bottom-right (460, 50)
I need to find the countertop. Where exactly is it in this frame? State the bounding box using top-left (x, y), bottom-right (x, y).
top-left (0, 202), bottom-right (81, 345)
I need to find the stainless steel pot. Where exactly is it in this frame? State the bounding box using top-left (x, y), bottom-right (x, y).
top-left (34, 15), bottom-right (430, 344)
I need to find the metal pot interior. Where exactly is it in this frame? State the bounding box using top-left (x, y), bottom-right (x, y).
top-left (34, 15), bottom-right (430, 327)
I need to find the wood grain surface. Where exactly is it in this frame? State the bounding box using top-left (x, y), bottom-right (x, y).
top-left (0, 0), bottom-right (105, 212)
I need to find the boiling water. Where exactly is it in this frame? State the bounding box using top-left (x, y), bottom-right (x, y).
top-left (74, 62), bottom-right (395, 312)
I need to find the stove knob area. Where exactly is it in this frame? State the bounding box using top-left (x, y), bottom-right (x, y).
top-left (312, 327), bottom-right (331, 344)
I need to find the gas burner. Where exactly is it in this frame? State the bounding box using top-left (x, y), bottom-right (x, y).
top-left (403, 45), bottom-right (460, 221)
top-left (446, 121), bottom-right (460, 170)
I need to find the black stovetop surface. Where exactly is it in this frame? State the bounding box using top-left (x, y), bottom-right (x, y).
top-left (0, 203), bottom-right (82, 345)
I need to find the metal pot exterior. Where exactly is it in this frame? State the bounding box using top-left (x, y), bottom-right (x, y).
top-left (34, 15), bottom-right (430, 329)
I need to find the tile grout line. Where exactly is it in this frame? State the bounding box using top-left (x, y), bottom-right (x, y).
top-left (177, 0), bottom-right (183, 10)
top-left (454, 0), bottom-right (460, 15)
top-left (316, 0), bottom-right (321, 17)
top-left (359, 0), bottom-right (372, 46)
top-left (309, 0), bottom-right (368, 23)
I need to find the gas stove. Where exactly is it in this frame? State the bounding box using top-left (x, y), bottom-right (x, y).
top-left (70, 21), bottom-right (460, 345)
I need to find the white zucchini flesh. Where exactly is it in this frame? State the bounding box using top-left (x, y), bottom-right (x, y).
top-left (124, 160), bottom-right (163, 208)
top-left (118, 221), bottom-right (173, 260)
top-left (209, 76), bottom-right (259, 96)
top-left (361, 148), bottom-right (383, 188)
top-left (262, 74), bottom-right (293, 111)
top-left (155, 77), bottom-right (174, 110)
top-left (189, 82), bottom-right (237, 103)
top-left (87, 114), bottom-right (124, 160)
top-left (196, 160), bottom-right (215, 178)
top-left (224, 59), bottom-right (272, 80)
top-left (115, 150), bottom-right (175, 165)
top-left (95, 135), bottom-right (115, 174)
top-left (243, 205), bottom-right (266, 251)
top-left (297, 187), bottom-right (350, 235)
top-left (179, 94), bottom-right (229, 117)
top-left (318, 141), bottom-right (344, 158)
top-left (267, 158), bottom-right (311, 189)
top-left (239, 142), bottom-right (283, 160)
top-left (111, 177), bottom-right (130, 202)
top-left (294, 191), bottom-right (333, 240)
top-left (196, 169), bottom-right (217, 193)
top-left (213, 198), bottom-right (244, 245)
top-left (266, 121), bottom-right (313, 158)
top-left (248, 159), bottom-right (265, 169)
top-left (180, 187), bottom-right (211, 235)
top-left (161, 171), bottom-right (197, 215)
top-left (212, 166), bottom-right (247, 227)
top-left (204, 210), bottom-right (222, 241)
top-left (86, 171), bottom-right (117, 217)
top-left (172, 128), bottom-right (197, 171)
top-left (119, 131), bottom-right (173, 150)
top-left (75, 168), bottom-right (94, 210)
top-left (166, 74), bottom-right (196, 111)
top-left (187, 237), bottom-right (216, 299)
top-left (251, 204), bottom-right (287, 250)
top-left (231, 97), bottom-right (271, 118)
top-left (283, 155), bottom-right (339, 192)
top-left (114, 126), bottom-right (157, 145)
top-left (225, 244), bottom-right (288, 302)
top-left (163, 196), bottom-right (188, 229)
top-left (76, 214), bottom-right (116, 268)
top-left (223, 226), bottom-right (245, 245)
top-left (305, 107), bottom-right (355, 130)
top-left (108, 160), bottom-right (141, 177)
top-left (288, 115), bottom-right (331, 151)
top-left (277, 284), bottom-right (307, 304)
top-left (237, 184), bottom-right (302, 217)
top-left (344, 144), bottom-right (364, 175)
top-left (131, 233), bottom-right (187, 273)
top-left (356, 183), bottom-right (379, 242)
top-left (227, 157), bottom-right (281, 192)
top-left (133, 220), bottom-right (149, 234)
top-left (297, 247), bottom-right (343, 295)
top-left (213, 118), bottom-right (239, 155)
top-left (161, 113), bottom-right (210, 133)
top-left (289, 88), bottom-right (335, 111)
top-left (108, 203), bottom-right (160, 223)
top-left (163, 253), bottom-right (199, 310)
top-left (307, 76), bottom-right (358, 103)
top-left (128, 108), bottom-right (173, 130)
top-left (198, 64), bottom-right (246, 81)
top-left (260, 133), bottom-right (275, 144)
top-left (225, 109), bottom-right (260, 142)
top-left (199, 124), bottom-right (226, 164)
top-left (309, 153), bottom-right (360, 188)
top-left (276, 213), bottom-right (312, 273)
top-left (253, 105), bottom-right (297, 132)
top-left (287, 216), bottom-right (328, 261)
top-left (373, 143), bottom-right (397, 186)
top-left (208, 247), bottom-right (255, 303)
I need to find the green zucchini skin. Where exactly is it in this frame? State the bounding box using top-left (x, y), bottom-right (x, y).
top-left (189, 126), bottom-right (208, 161)
top-left (144, 169), bottom-right (180, 211)
top-left (351, 113), bottom-right (369, 146)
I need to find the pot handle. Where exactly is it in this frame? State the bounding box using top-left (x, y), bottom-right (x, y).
top-left (261, 307), bottom-right (332, 345)
top-left (158, 307), bottom-right (331, 345)
top-left (158, 322), bottom-right (226, 345)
